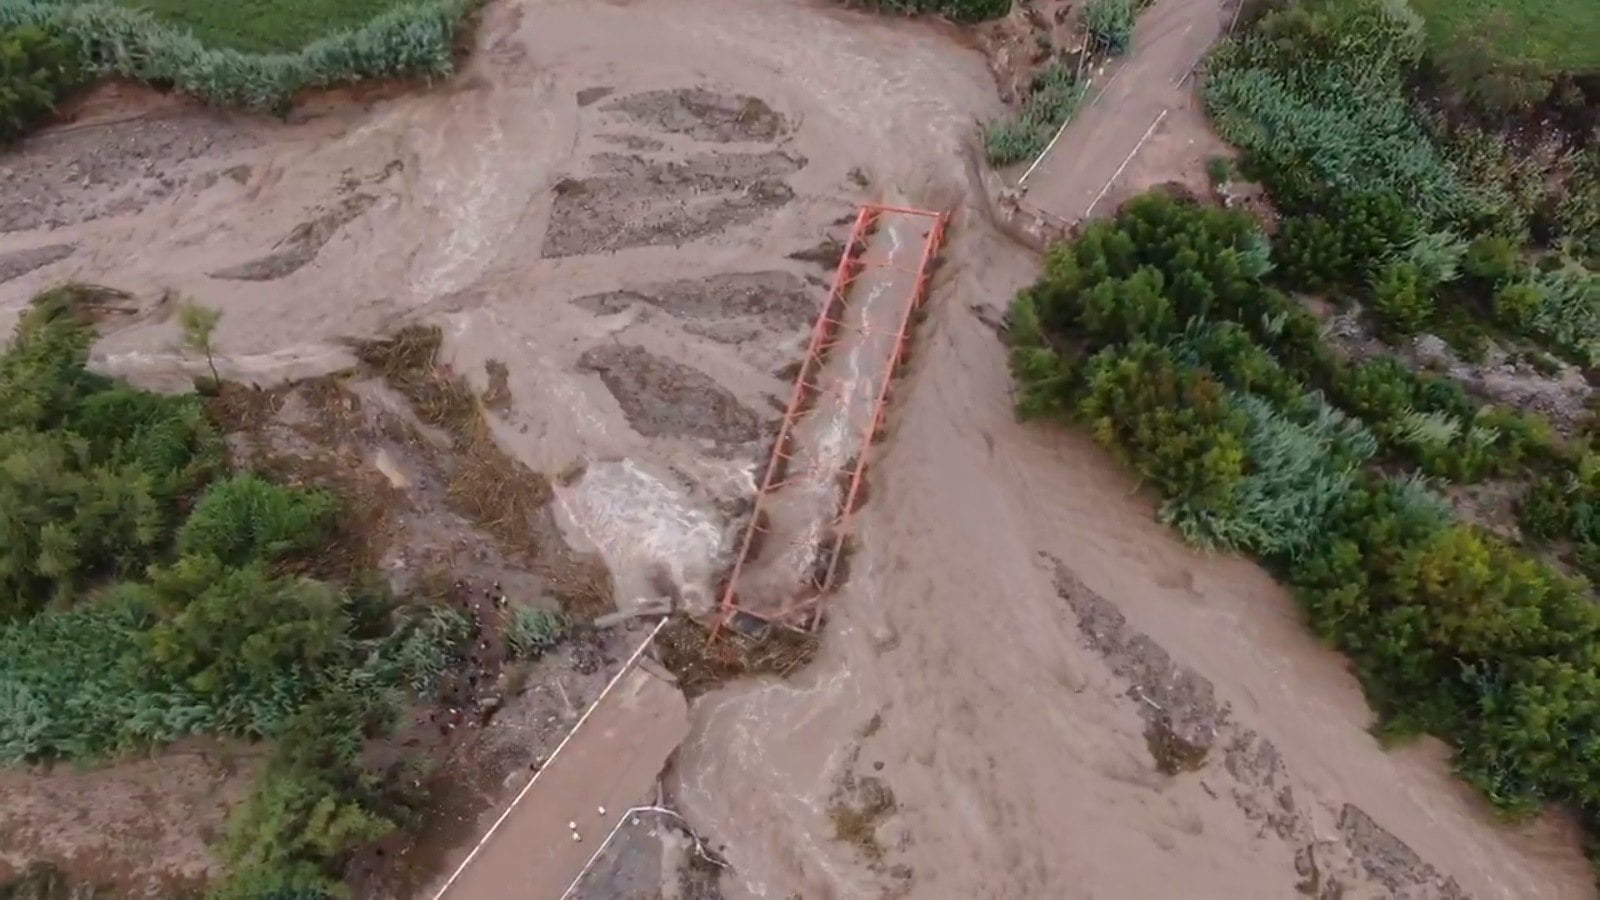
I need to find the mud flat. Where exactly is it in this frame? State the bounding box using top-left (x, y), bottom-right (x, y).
top-left (0, 0), bottom-right (1593, 895)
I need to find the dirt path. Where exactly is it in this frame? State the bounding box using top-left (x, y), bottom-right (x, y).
top-left (430, 659), bottom-right (687, 900)
top-left (1020, 0), bottom-right (1234, 220)
top-left (1, 0), bottom-right (1594, 896)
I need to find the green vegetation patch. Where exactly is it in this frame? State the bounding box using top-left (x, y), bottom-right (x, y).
top-left (984, 64), bottom-right (1087, 167)
top-left (0, 289), bottom-right (472, 896)
top-left (1005, 0), bottom-right (1600, 861)
top-left (118, 0), bottom-right (418, 54)
top-left (1205, 0), bottom-right (1599, 360)
top-left (0, 22), bottom-right (82, 144)
top-left (1409, 0), bottom-right (1600, 75)
top-left (1008, 189), bottom-right (1600, 838)
top-left (0, 0), bottom-right (474, 117)
top-left (846, 0), bottom-right (1009, 23)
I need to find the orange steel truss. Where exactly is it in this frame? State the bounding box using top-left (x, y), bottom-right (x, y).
top-left (711, 203), bottom-right (946, 637)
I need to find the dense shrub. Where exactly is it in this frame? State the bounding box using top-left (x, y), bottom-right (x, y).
top-left (1272, 214), bottom-right (1348, 290)
top-left (1435, 120), bottom-right (1552, 243)
top-left (1491, 281), bottom-right (1543, 330)
top-left (1524, 264), bottom-right (1600, 366)
top-left (0, 23), bottom-right (81, 143)
top-left (1272, 192), bottom-right (1421, 292)
top-left (0, 0), bottom-right (471, 113)
top-left (504, 607), bottom-right (566, 659)
top-left (850, 0), bottom-right (1008, 22)
top-left (1289, 479), bottom-right (1600, 732)
top-left (1552, 149), bottom-right (1600, 263)
top-left (1402, 229), bottom-right (1466, 286)
top-left (214, 688), bottom-right (396, 899)
top-left (1461, 233), bottom-right (1522, 287)
top-left (1205, 0), bottom-right (1466, 224)
top-left (179, 474), bottom-right (337, 566)
top-left (1172, 391), bottom-right (1373, 555)
top-left (1008, 186), bottom-right (1600, 834)
top-left (0, 287), bottom-right (475, 893)
top-left (0, 295), bottom-right (221, 617)
top-left (1369, 260), bottom-right (1434, 336)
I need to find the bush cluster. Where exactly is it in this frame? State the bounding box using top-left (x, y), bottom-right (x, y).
top-left (0, 0), bottom-right (472, 114)
top-left (1008, 190), bottom-right (1600, 836)
top-left (1207, 0), bottom-right (1599, 362)
top-left (1, 22), bottom-right (81, 143)
top-left (848, 0), bottom-right (1008, 22)
top-left (504, 606), bottom-right (566, 659)
top-left (0, 292), bottom-right (470, 896)
top-left (1082, 0), bottom-right (1134, 55)
top-left (984, 64), bottom-right (1087, 166)
top-left (0, 289), bottom-right (222, 617)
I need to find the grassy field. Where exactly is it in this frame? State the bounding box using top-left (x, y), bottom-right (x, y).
top-left (121, 0), bottom-right (413, 52)
top-left (1409, 0), bottom-right (1600, 74)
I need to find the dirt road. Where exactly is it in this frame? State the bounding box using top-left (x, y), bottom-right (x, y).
top-left (1020, 0), bottom-right (1234, 220)
top-left (429, 657), bottom-right (687, 900)
top-left (1, 0), bottom-right (1594, 895)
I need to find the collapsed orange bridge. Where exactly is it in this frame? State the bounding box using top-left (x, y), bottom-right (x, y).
top-left (713, 203), bottom-right (946, 637)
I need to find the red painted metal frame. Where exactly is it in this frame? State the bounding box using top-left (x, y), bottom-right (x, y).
top-left (711, 203), bottom-right (947, 638)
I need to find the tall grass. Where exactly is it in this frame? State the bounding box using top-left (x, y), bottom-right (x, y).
top-left (106, 0), bottom-right (424, 54)
top-left (1083, 0), bottom-right (1134, 55)
top-left (0, 0), bottom-right (473, 112)
top-left (984, 64), bottom-right (1088, 166)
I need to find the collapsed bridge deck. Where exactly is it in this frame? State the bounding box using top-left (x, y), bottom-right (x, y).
top-left (715, 203), bottom-right (946, 634)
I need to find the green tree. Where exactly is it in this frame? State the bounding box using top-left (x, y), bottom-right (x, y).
top-left (0, 429), bottom-right (165, 615)
top-left (0, 25), bottom-right (81, 144)
top-left (1077, 342), bottom-right (1249, 513)
top-left (178, 301), bottom-right (223, 389)
top-left (1462, 234), bottom-right (1522, 287)
top-left (138, 558), bottom-right (349, 731)
top-left (178, 475), bottom-right (336, 567)
top-left (1492, 281), bottom-right (1544, 331)
top-left (1370, 260), bottom-right (1434, 336)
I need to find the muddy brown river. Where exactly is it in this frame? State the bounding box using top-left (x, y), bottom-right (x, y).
top-left (0, 0), bottom-right (1594, 896)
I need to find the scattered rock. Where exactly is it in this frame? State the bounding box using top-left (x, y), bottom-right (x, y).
top-left (0, 243), bottom-right (75, 284)
top-left (1339, 805), bottom-right (1468, 899)
top-left (596, 133), bottom-right (667, 152)
top-left (601, 88), bottom-right (788, 143)
top-left (572, 271), bottom-right (815, 332)
top-left (210, 193), bottom-right (377, 281)
top-left (577, 344), bottom-right (763, 443)
top-left (0, 113), bottom-right (257, 232)
top-left (541, 151), bottom-right (802, 258)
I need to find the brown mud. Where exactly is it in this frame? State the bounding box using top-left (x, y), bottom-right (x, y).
top-left (0, 0), bottom-right (1593, 896)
